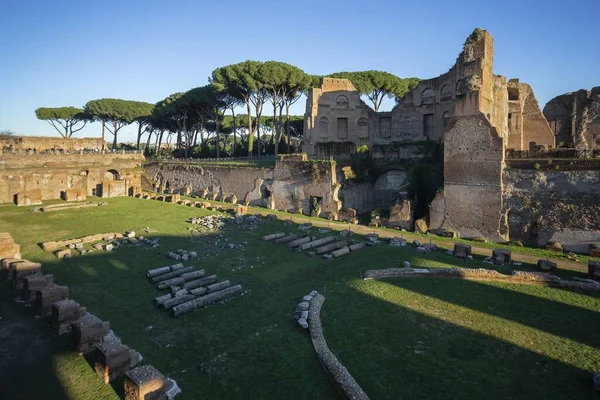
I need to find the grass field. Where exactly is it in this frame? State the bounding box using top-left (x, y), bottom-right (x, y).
top-left (0, 197), bottom-right (599, 399)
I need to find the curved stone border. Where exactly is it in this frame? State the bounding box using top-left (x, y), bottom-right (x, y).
top-left (308, 293), bottom-right (370, 400)
top-left (363, 267), bottom-right (600, 292)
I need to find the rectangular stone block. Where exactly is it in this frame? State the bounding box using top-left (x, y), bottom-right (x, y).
top-left (71, 313), bottom-right (110, 354)
top-left (124, 365), bottom-right (165, 400)
top-left (95, 340), bottom-right (133, 383)
top-left (589, 260), bottom-right (600, 279)
top-left (12, 260), bottom-right (42, 289)
top-left (0, 232), bottom-right (19, 259)
top-left (1, 257), bottom-right (21, 279)
top-left (492, 249), bottom-right (511, 265)
top-left (35, 284), bottom-right (68, 316)
top-left (22, 273), bottom-right (53, 303)
top-left (166, 194), bottom-right (180, 203)
top-left (52, 299), bottom-right (87, 335)
top-left (454, 243), bottom-right (472, 259)
top-left (537, 259), bottom-right (557, 273)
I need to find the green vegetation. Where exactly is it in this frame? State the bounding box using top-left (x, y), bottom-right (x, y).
top-left (0, 197), bottom-right (598, 399)
top-left (328, 71), bottom-right (420, 111)
top-left (34, 107), bottom-right (91, 138)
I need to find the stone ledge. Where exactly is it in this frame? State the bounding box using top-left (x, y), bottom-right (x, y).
top-left (308, 293), bottom-right (370, 400)
top-left (362, 267), bottom-right (600, 292)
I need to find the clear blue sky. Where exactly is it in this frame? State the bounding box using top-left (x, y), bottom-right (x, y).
top-left (1, 0), bottom-right (598, 142)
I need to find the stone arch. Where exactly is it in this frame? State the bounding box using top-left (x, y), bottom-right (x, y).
top-left (421, 88), bottom-right (436, 104)
top-left (440, 84), bottom-right (452, 101)
top-left (456, 80), bottom-right (463, 96)
top-left (104, 169), bottom-right (120, 181)
top-left (336, 95), bottom-right (349, 108)
top-left (442, 111), bottom-right (451, 129)
top-left (319, 117), bottom-right (329, 136)
top-left (373, 170), bottom-right (408, 209)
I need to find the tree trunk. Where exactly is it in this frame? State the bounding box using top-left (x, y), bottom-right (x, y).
top-left (246, 101), bottom-right (254, 158)
top-left (231, 108), bottom-right (237, 153)
top-left (136, 123), bottom-right (142, 150)
top-left (101, 122), bottom-right (106, 151)
top-left (256, 103), bottom-right (263, 157)
top-left (215, 108), bottom-right (220, 159)
top-left (286, 103), bottom-right (291, 154)
top-left (145, 129), bottom-right (153, 153)
top-left (156, 130), bottom-right (164, 155)
top-left (273, 99), bottom-right (279, 157)
top-left (112, 121), bottom-right (118, 150)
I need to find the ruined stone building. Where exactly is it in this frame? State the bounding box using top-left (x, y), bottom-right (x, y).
top-left (543, 88), bottom-right (600, 149)
top-left (0, 140), bottom-right (144, 205)
top-left (303, 29), bottom-right (555, 160)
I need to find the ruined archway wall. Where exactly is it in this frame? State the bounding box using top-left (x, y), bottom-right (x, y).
top-left (0, 153), bottom-right (144, 203)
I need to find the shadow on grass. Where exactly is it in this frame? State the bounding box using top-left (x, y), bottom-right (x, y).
top-left (0, 279), bottom-right (73, 400)
top-left (322, 278), bottom-right (600, 400)
top-left (383, 276), bottom-right (600, 348)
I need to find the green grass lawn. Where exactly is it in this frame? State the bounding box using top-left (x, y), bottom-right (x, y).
top-left (0, 197), bottom-right (598, 399)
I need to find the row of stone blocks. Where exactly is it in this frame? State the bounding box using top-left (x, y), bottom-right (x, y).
top-left (262, 231), bottom-right (366, 259)
top-left (1, 232), bottom-right (180, 399)
top-left (451, 243), bottom-right (600, 277)
top-left (135, 192), bottom-right (250, 215)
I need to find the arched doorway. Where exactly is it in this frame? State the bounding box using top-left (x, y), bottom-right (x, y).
top-left (104, 169), bottom-right (120, 181)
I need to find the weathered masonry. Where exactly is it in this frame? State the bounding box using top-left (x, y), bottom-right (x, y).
top-left (303, 29), bottom-right (555, 160)
top-left (0, 151), bottom-right (144, 205)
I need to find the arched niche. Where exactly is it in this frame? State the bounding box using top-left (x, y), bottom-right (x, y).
top-left (336, 95), bottom-right (349, 109)
top-left (421, 88), bottom-right (436, 105)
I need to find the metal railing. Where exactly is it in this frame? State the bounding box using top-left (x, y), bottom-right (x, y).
top-left (506, 149), bottom-right (600, 159)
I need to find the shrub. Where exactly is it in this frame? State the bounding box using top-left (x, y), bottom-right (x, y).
top-left (546, 241), bottom-right (563, 253)
top-left (534, 163), bottom-right (541, 170)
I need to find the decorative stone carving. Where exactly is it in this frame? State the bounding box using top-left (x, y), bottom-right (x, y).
top-left (421, 88), bottom-right (436, 105)
top-left (336, 95), bottom-right (349, 109)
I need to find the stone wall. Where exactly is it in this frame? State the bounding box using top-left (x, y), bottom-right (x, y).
top-left (543, 87), bottom-right (600, 149)
top-left (303, 78), bottom-right (375, 157)
top-left (503, 168), bottom-right (600, 251)
top-left (0, 153), bottom-right (144, 204)
top-left (143, 160), bottom-right (341, 215)
top-left (0, 136), bottom-right (107, 151)
top-left (429, 31), bottom-right (508, 241)
top-left (144, 162), bottom-right (273, 205)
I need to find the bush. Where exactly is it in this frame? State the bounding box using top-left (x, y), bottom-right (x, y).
top-left (546, 241), bottom-right (563, 253)
top-left (534, 163), bottom-right (541, 170)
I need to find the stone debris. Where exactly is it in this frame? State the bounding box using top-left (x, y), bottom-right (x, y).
top-left (389, 237), bottom-right (406, 247)
top-left (293, 291), bottom-right (316, 330)
top-left (492, 249), bottom-right (512, 265)
top-left (318, 228), bottom-right (332, 234)
top-left (537, 259), bottom-right (557, 272)
top-left (403, 261), bottom-right (411, 268)
top-left (55, 249), bottom-right (72, 259)
top-left (298, 223), bottom-right (313, 231)
top-left (339, 229), bottom-right (353, 237)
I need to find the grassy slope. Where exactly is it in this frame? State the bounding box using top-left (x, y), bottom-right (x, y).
top-left (0, 197), bottom-right (598, 399)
